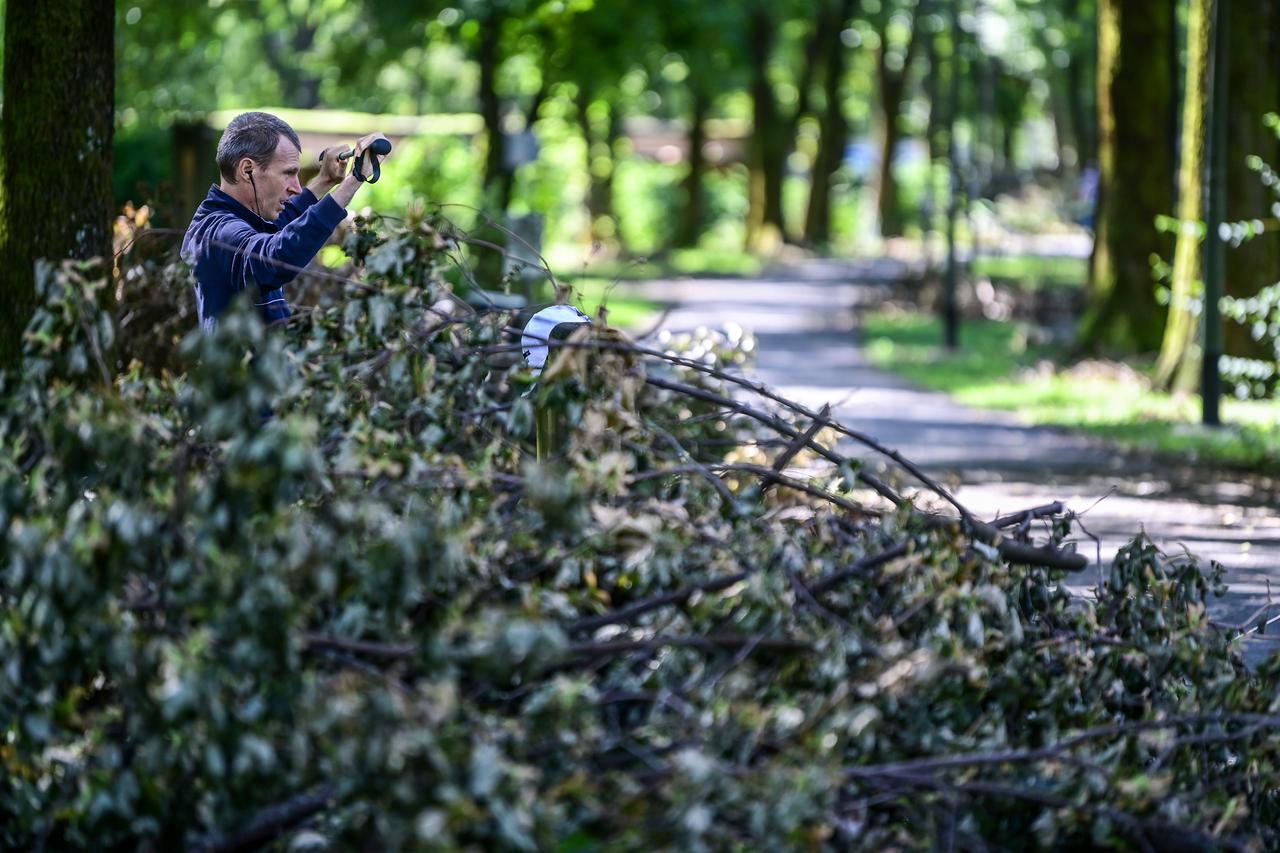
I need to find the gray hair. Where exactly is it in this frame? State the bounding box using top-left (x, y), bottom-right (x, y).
top-left (216, 112), bottom-right (301, 183)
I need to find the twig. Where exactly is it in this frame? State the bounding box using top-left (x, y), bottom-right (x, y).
top-left (191, 785), bottom-right (335, 853)
top-left (566, 633), bottom-right (813, 659)
top-left (302, 634), bottom-right (414, 660)
top-left (566, 571), bottom-right (751, 634)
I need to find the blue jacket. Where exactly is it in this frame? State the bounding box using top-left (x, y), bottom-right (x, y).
top-left (182, 185), bottom-right (347, 329)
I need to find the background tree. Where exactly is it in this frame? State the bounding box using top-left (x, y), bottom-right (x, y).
top-left (1077, 0), bottom-right (1176, 353)
top-left (1153, 0), bottom-right (1213, 392)
top-left (872, 0), bottom-right (924, 238)
top-left (803, 0), bottom-right (859, 247)
top-left (0, 0), bottom-right (114, 369)
top-left (1221, 0), bottom-right (1280, 362)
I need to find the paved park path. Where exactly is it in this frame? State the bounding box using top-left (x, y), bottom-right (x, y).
top-left (633, 257), bottom-right (1280, 665)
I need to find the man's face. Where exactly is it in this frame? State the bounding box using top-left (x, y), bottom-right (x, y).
top-left (252, 135), bottom-right (303, 219)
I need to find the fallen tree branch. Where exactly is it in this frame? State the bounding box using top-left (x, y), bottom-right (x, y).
top-left (567, 570), bottom-right (751, 635)
top-left (566, 633), bottom-right (813, 659)
top-left (191, 785), bottom-right (334, 853)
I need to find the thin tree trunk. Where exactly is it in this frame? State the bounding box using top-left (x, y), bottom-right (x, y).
top-left (804, 0), bottom-right (856, 245)
top-left (0, 0), bottom-right (114, 369)
top-left (1077, 0), bottom-right (1176, 353)
top-left (1153, 0), bottom-right (1212, 390)
top-left (875, 12), bottom-right (923, 238)
top-left (477, 8), bottom-right (510, 212)
top-left (263, 23), bottom-right (321, 109)
top-left (576, 87), bottom-right (620, 245)
top-left (746, 5), bottom-right (786, 251)
top-left (677, 88), bottom-right (710, 248)
top-left (1064, 0), bottom-right (1096, 166)
top-left (921, 21), bottom-right (943, 239)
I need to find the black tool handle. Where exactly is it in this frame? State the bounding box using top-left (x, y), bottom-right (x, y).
top-left (333, 138), bottom-right (393, 183)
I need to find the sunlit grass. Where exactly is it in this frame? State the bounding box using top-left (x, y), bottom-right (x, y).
top-left (863, 311), bottom-right (1280, 472)
top-left (546, 247), bottom-right (764, 281)
top-left (970, 254), bottom-right (1087, 288)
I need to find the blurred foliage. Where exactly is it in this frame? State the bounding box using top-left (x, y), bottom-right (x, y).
top-left (104, 0), bottom-right (1104, 257)
top-left (2, 212), bottom-right (1280, 848)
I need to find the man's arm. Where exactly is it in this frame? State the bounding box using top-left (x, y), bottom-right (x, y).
top-left (226, 195), bottom-right (348, 288)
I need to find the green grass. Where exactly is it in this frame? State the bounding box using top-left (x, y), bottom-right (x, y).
top-left (970, 254), bottom-right (1087, 289)
top-left (862, 310), bottom-right (1280, 472)
top-left (546, 246), bottom-right (764, 281)
top-left (542, 276), bottom-right (663, 330)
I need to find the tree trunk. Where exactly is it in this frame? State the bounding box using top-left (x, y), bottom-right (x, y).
top-left (477, 8), bottom-right (511, 213)
top-left (0, 0), bottom-right (114, 369)
top-left (921, 22), bottom-right (944, 239)
top-left (1064, 0), bottom-right (1097, 166)
top-left (1153, 0), bottom-right (1212, 391)
top-left (875, 12), bottom-right (922, 238)
top-left (1077, 0), bottom-right (1176, 353)
top-left (746, 5), bottom-right (786, 252)
top-left (1222, 0), bottom-right (1280, 362)
top-left (677, 88), bottom-right (710, 248)
top-left (262, 23), bottom-right (321, 109)
top-left (576, 87), bottom-right (621, 247)
top-left (803, 0), bottom-right (856, 246)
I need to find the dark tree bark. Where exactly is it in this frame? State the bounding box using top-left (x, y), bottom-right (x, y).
top-left (746, 5), bottom-right (787, 251)
top-left (0, 0), bottom-right (114, 369)
top-left (803, 0), bottom-right (857, 246)
top-left (1064, 0), bottom-right (1097, 166)
top-left (1222, 0), bottom-right (1280, 362)
top-left (1077, 0), bottom-right (1176, 353)
top-left (477, 7), bottom-right (512, 213)
top-left (676, 88), bottom-right (710, 248)
top-left (920, 19), bottom-right (944, 237)
top-left (875, 9), bottom-right (923, 238)
top-left (262, 22), bottom-right (321, 109)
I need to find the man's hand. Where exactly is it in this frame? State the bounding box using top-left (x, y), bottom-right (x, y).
top-left (308, 146), bottom-right (349, 196)
top-left (352, 132), bottom-right (391, 162)
top-left (329, 131), bottom-right (392, 209)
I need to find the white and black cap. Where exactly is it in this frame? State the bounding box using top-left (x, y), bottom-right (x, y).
top-left (521, 304), bottom-right (591, 375)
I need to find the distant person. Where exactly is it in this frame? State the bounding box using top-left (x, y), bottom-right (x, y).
top-left (1075, 161), bottom-right (1099, 232)
top-left (182, 111), bottom-right (390, 330)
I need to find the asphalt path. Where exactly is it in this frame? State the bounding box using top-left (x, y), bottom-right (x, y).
top-left (633, 258), bottom-right (1280, 666)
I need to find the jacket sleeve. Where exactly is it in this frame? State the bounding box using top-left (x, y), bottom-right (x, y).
top-left (275, 188), bottom-right (319, 228)
top-left (223, 195), bottom-right (347, 289)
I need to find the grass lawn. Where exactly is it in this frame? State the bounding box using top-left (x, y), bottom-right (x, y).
top-left (862, 310), bottom-right (1280, 473)
top-left (546, 246), bottom-right (764, 281)
top-left (970, 254), bottom-right (1087, 288)
top-left (547, 276), bottom-right (664, 330)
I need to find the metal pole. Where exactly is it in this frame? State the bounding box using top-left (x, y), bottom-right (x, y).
top-left (1201, 0), bottom-right (1228, 426)
top-left (943, 0), bottom-right (962, 350)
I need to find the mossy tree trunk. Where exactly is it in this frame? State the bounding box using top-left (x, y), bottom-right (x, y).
top-left (0, 0), bottom-right (114, 369)
top-left (1153, 0), bottom-right (1212, 391)
top-left (1222, 0), bottom-right (1280, 362)
top-left (1077, 0), bottom-right (1176, 354)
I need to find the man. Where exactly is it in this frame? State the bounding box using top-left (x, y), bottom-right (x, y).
top-left (182, 111), bottom-right (389, 330)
